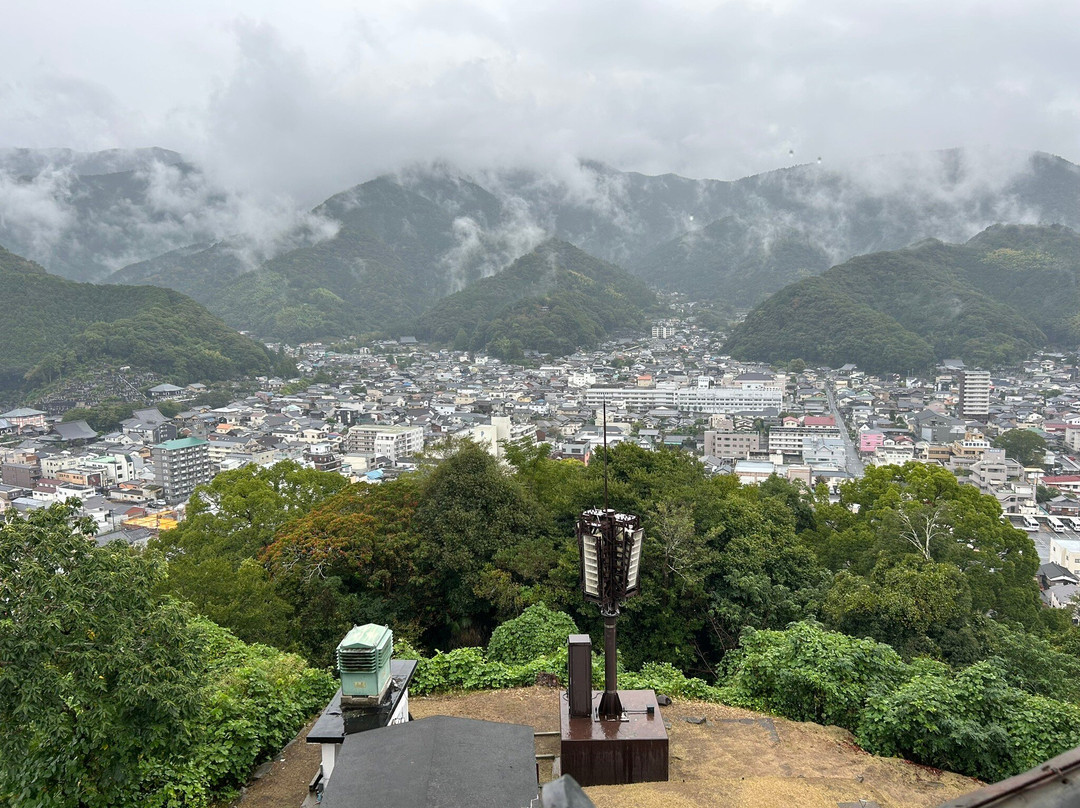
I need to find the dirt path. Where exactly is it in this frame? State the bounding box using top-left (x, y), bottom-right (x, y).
top-left (231, 718), bottom-right (322, 808)
top-left (237, 687), bottom-right (981, 808)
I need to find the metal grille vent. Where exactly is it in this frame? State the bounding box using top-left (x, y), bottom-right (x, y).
top-left (337, 642), bottom-right (390, 673)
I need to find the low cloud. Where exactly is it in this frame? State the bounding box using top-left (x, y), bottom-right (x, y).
top-left (5, 2), bottom-right (1077, 206)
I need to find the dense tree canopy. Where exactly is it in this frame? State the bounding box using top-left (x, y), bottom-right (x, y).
top-left (0, 503), bottom-right (203, 807)
top-left (725, 226), bottom-right (1080, 372)
top-left (993, 429), bottom-right (1048, 467)
top-left (1, 501), bottom-right (336, 808)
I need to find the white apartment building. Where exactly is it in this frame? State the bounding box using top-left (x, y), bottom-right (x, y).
top-left (768, 426), bottom-right (843, 456)
top-left (1051, 537), bottom-right (1080, 576)
top-left (584, 387), bottom-right (677, 410)
top-left (584, 385), bottom-right (783, 414)
top-left (346, 425), bottom-right (424, 462)
top-left (675, 387), bottom-right (783, 414)
top-left (85, 453), bottom-right (136, 485)
top-left (567, 372), bottom-right (598, 388)
top-left (466, 416), bottom-right (536, 459)
top-left (958, 370), bottom-right (992, 419)
top-left (40, 454), bottom-right (83, 478)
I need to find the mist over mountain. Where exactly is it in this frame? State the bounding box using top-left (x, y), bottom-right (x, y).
top-left (0, 148), bottom-right (337, 282)
top-left (8, 145), bottom-right (1080, 339)
top-left (723, 224), bottom-right (1080, 374)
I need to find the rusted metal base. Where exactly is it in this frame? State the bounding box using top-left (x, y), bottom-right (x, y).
top-left (559, 689), bottom-right (669, 786)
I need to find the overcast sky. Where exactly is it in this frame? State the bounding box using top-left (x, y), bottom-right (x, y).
top-left (3, 0), bottom-right (1079, 204)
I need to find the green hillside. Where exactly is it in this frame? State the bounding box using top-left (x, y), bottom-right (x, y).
top-left (724, 225), bottom-right (1078, 373)
top-left (630, 217), bottom-right (832, 303)
top-left (415, 239), bottom-right (658, 358)
top-left (0, 244), bottom-right (272, 400)
top-left (102, 150), bottom-right (1080, 338)
top-left (113, 175), bottom-right (513, 342)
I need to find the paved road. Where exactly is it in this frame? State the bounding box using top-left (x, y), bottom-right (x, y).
top-left (826, 384), bottom-right (864, 478)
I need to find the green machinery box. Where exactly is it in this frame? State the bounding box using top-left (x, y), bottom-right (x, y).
top-left (336, 623), bottom-right (393, 704)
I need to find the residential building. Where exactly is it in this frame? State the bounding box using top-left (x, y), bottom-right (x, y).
top-left (1050, 537), bottom-right (1080, 577)
top-left (304, 443), bottom-right (343, 473)
top-left (1044, 476), bottom-right (1080, 494)
top-left (958, 370), bottom-right (992, 419)
top-left (703, 431), bottom-right (760, 459)
top-left (152, 437), bottom-right (213, 504)
top-left (1, 461), bottom-right (40, 488)
top-left (346, 425), bottom-right (424, 463)
top-left (768, 426), bottom-right (842, 456)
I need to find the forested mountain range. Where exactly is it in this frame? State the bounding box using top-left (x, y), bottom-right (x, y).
top-left (110, 149), bottom-right (1080, 314)
top-left (0, 243), bottom-right (273, 402)
top-left (6, 146), bottom-right (1080, 341)
top-left (415, 239), bottom-right (658, 359)
top-left (723, 224), bottom-right (1080, 373)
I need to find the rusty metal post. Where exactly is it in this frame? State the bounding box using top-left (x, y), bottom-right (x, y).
top-left (597, 610), bottom-right (623, 719)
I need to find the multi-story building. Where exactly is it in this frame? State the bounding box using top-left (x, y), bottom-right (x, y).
top-left (958, 370), bottom-right (992, 419)
top-left (304, 442), bottom-right (342, 473)
top-left (651, 323), bottom-right (676, 339)
top-left (346, 425), bottom-right (424, 463)
top-left (152, 437), bottom-right (213, 504)
top-left (584, 386), bottom-right (677, 411)
top-left (85, 454), bottom-right (136, 486)
top-left (1, 461), bottom-right (40, 488)
top-left (0, 407), bottom-right (47, 430)
top-left (768, 426), bottom-right (843, 456)
top-left (584, 384), bottom-right (783, 414)
top-left (675, 387), bottom-right (784, 414)
top-left (703, 431), bottom-right (761, 459)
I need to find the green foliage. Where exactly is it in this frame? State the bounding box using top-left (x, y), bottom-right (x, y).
top-left (725, 225), bottom-right (1080, 372)
top-left (416, 240), bottom-right (658, 358)
top-left (0, 502), bottom-right (204, 807)
top-left (153, 462), bottom-right (349, 655)
top-left (721, 622), bottom-right (908, 730)
top-left (857, 660), bottom-right (1080, 782)
top-left (620, 662), bottom-right (720, 701)
top-left (487, 603), bottom-right (578, 665)
top-left (0, 244), bottom-right (273, 399)
top-left (412, 441), bottom-right (557, 645)
top-left (993, 429), bottom-right (1047, 467)
top-left (809, 462), bottom-right (1042, 655)
top-left (823, 558), bottom-right (974, 661)
top-left (139, 618), bottom-right (337, 807)
top-left (62, 400), bottom-right (137, 433)
top-left (0, 502), bottom-right (335, 808)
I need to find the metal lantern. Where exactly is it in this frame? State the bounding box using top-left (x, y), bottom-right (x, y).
top-left (576, 507), bottom-right (644, 719)
top-left (576, 509), bottom-right (644, 605)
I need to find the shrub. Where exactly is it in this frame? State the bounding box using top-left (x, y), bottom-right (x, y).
top-left (487, 603), bottom-right (578, 665)
top-left (621, 662), bottom-right (720, 701)
top-left (857, 659), bottom-right (1080, 782)
top-left (139, 618), bottom-right (338, 807)
top-left (721, 621), bottom-right (908, 730)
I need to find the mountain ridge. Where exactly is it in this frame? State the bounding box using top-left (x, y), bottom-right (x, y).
top-left (0, 242), bottom-right (274, 404)
top-left (415, 239), bottom-right (659, 359)
top-left (723, 224), bottom-right (1080, 373)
